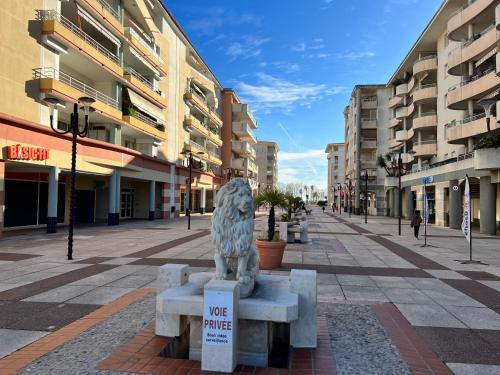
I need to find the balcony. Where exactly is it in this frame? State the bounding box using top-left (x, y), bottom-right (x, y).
top-left (413, 140), bottom-right (437, 158)
top-left (123, 67), bottom-right (167, 108)
top-left (448, 25), bottom-right (496, 76)
top-left (361, 119), bottom-right (377, 129)
top-left (183, 115), bottom-right (222, 147)
top-left (187, 140), bottom-right (222, 166)
top-left (232, 141), bottom-right (256, 158)
top-left (361, 97), bottom-right (377, 109)
top-left (389, 117), bottom-right (401, 128)
top-left (232, 158), bottom-right (258, 173)
top-left (122, 111), bottom-right (166, 140)
top-left (413, 112), bottom-right (438, 131)
top-left (446, 114), bottom-right (497, 144)
top-left (124, 27), bottom-right (167, 76)
top-left (232, 103), bottom-right (257, 128)
top-left (78, 0), bottom-right (124, 36)
top-left (395, 83), bottom-right (408, 97)
top-left (395, 103), bottom-right (415, 119)
top-left (447, 70), bottom-right (500, 110)
top-left (388, 137), bottom-right (402, 149)
top-left (184, 88), bottom-right (223, 126)
top-left (448, 0), bottom-right (496, 41)
top-left (37, 10), bottom-right (122, 78)
top-left (361, 139), bottom-right (377, 149)
top-left (360, 159), bottom-right (377, 168)
top-left (396, 128), bottom-right (415, 142)
top-left (388, 95), bottom-right (403, 108)
top-left (232, 122), bottom-right (257, 143)
top-left (412, 84), bottom-right (437, 104)
top-left (413, 55), bottom-right (438, 77)
top-left (34, 67), bottom-right (122, 123)
top-left (407, 76), bottom-right (416, 93)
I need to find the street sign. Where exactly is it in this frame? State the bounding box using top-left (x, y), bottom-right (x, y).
top-left (452, 186), bottom-right (459, 191)
top-left (423, 176), bottom-right (433, 184)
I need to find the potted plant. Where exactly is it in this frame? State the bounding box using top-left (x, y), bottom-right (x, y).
top-left (254, 188), bottom-right (287, 269)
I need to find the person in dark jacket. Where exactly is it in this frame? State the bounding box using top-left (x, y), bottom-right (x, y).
top-left (411, 210), bottom-right (423, 239)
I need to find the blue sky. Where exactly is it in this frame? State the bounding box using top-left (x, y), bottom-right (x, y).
top-left (165, 0), bottom-right (442, 189)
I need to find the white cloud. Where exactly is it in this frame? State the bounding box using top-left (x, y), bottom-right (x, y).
top-left (236, 73), bottom-right (344, 112)
top-left (225, 36), bottom-right (271, 60)
top-left (335, 51), bottom-right (376, 60)
top-left (188, 7), bottom-right (261, 36)
top-left (290, 38), bottom-right (325, 52)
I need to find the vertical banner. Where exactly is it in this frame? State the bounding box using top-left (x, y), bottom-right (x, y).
top-left (461, 176), bottom-right (471, 244)
top-left (424, 191), bottom-right (429, 225)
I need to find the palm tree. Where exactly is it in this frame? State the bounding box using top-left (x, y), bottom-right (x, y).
top-left (254, 188), bottom-right (287, 241)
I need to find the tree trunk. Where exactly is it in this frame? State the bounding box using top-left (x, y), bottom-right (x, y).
top-left (268, 205), bottom-right (275, 241)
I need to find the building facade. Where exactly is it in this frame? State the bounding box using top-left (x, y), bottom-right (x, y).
top-left (255, 141), bottom-right (279, 190)
top-left (325, 143), bottom-right (345, 208)
top-left (384, 0), bottom-right (500, 235)
top-left (344, 85), bottom-right (392, 215)
top-left (221, 89), bottom-right (259, 193)
top-left (0, 0), bottom-right (228, 235)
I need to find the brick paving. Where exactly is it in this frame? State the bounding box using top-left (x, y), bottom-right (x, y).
top-left (0, 209), bottom-right (499, 373)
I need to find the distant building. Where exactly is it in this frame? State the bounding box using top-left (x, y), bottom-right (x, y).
top-left (325, 143), bottom-right (345, 207)
top-left (221, 89), bottom-right (258, 193)
top-left (255, 141), bottom-right (279, 190)
top-left (344, 85), bottom-right (392, 215)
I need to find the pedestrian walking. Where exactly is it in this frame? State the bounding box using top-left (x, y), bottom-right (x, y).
top-left (411, 210), bottom-right (423, 240)
top-left (322, 205), bottom-right (325, 213)
top-left (332, 202), bottom-right (335, 213)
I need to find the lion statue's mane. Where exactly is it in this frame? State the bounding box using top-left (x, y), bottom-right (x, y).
top-left (211, 178), bottom-right (259, 297)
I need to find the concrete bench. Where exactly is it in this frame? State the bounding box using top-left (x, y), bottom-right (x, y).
top-left (279, 221), bottom-right (309, 243)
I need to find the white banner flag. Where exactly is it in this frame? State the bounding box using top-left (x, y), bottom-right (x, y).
top-left (461, 176), bottom-right (471, 243)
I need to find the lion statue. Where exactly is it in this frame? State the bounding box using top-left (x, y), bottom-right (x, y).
top-left (211, 177), bottom-right (259, 298)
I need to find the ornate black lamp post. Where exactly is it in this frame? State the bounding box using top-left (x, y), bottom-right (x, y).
top-left (364, 170), bottom-right (368, 224)
top-left (181, 149), bottom-right (205, 230)
top-left (44, 96), bottom-right (95, 260)
top-left (390, 149), bottom-right (415, 236)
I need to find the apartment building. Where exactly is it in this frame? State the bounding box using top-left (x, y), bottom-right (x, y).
top-left (344, 85), bottom-right (392, 215)
top-left (0, 0), bottom-right (225, 235)
top-left (221, 89), bottom-right (259, 193)
top-left (385, 0), bottom-right (500, 235)
top-left (255, 141), bottom-right (279, 190)
top-left (325, 143), bottom-right (345, 207)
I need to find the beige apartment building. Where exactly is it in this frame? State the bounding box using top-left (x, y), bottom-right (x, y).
top-left (325, 143), bottom-right (345, 208)
top-left (255, 141), bottom-right (279, 190)
top-left (0, 0), bottom-right (233, 234)
top-left (385, 0), bottom-right (500, 235)
top-left (221, 89), bottom-right (259, 193)
top-left (344, 85), bottom-right (392, 215)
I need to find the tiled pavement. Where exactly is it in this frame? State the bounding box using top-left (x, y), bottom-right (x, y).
top-left (0, 210), bottom-right (500, 373)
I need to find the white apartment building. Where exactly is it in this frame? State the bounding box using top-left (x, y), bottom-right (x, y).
top-left (325, 143), bottom-right (345, 207)
top-left (344, 85), bottom-right (392, 215)
top-left (255, 141), bottom-right (279, 190)
top-left (385, 0), bottom-right (500, 235)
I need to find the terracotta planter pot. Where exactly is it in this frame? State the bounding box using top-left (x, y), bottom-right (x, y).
top-left (256, 239), bottom-right (286, 270)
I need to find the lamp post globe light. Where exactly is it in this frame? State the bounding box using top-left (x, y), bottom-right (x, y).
top-left (44, 96), bottom-right (96, 260)
top-left (180, 149), bottom-right (205, 230)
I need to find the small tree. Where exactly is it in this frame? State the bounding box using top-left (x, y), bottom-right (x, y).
top-left (377, 153), bottom-right (397, 176)
top-left (254, 188), bottom-right (287, 241)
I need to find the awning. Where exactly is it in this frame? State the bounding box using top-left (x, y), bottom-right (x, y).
top-left (76, 4), bottom-right (122, 48)
top-left (476, 47), bottom-right (497, 68)
top-left (128, 45), bottom-right (160, 76)
top-left (126, 88), bottom-right (164, 122)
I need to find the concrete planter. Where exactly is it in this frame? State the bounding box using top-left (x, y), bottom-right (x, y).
top-left (474, 148), bottom-right (500, 170)
top-left (256, 240), bottom-right (286, 269)
top-left (385, 176), bottom-right (398, 188)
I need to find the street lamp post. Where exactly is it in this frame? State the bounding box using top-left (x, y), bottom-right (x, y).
top-left (44, 96), bottom-right (95, 260)
top-left (390, 149), bottom-right (415, 236)
top-left (181, 149), bottom-right (205, 230)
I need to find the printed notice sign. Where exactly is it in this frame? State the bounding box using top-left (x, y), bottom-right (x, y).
top-left (202, 290), bottom-right (234, 346)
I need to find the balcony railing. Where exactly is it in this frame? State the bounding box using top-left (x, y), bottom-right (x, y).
top-left (94, 0), bottom-right (121, 21)
top-left (414, 111), bottom-right (437, 119)
top-left (125, 27), bottom-right (164, 64)
top-left (414, 140), bottom-right (437, 146)
top-left (446, 113), bottom-right (486, 129)
top-left (124, 66), bottom-right (154, 91)
top-left (405, 152), bottom-right (475, 175)
top-left (33, 67), bottom-right (119, 110)
top-left (130, 110), bottom-right (163, 129)
top-left (36, 10), bottom-right (120, 66)
top-left (414, 54), bottom-right (437, 65)
top-left (189, 140), bottom-right (221, 160)
top-left (448, 66), bottom-right (496, 92)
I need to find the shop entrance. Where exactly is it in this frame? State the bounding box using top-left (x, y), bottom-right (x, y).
top-left (75, 190), bottom-right (95, 224)
top-left (121, 189), bottom-right (135, 219)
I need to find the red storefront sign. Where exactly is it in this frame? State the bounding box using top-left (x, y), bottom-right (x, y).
top-left (6, 144), bottom-right (50, 161)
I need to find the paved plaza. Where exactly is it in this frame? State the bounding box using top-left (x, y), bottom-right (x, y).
top-left (0, 208), bottom-right (499, 374)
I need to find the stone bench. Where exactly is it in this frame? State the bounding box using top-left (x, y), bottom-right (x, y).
top-left (156, 264), bottom-right (317, 368)
top-left (279, 221), bottom-right (309, 243)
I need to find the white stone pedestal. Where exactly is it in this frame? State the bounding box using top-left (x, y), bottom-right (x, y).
top-left (201, 280), bottom-right (239, 373)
